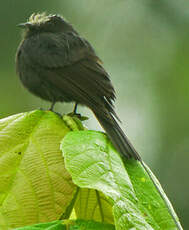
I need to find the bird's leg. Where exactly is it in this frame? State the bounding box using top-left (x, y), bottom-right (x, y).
top-left (68, 103), bottom-right (88, 120)
top-left (73, 103), bottom-right (78, 115)
top-left (49, 101), bottom-right (56, 111)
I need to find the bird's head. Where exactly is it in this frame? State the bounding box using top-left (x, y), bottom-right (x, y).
top-left (18, 13), bottom-right (74, 37)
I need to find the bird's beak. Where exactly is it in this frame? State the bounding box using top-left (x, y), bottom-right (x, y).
top-left (17, 22), bottom-right (31, 28)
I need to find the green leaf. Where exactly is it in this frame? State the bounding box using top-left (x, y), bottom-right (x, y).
top-left (0, 110), bottom-right (76, 229)
top-left (61, 131), bottom-right (182, 230)
top-left (61, 116), bottom-right (114, 224)
top-left (15, 219), bottom-right (115, 230)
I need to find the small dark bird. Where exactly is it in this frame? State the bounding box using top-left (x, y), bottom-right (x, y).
top-left (16, 13), bottom-right (141, 161)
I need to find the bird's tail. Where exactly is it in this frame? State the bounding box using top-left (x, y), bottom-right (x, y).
top-left (93, 111), bottom-right (141, 161)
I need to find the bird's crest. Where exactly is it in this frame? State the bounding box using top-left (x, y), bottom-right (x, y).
top-left (28, 13), bottom-right (51, 25)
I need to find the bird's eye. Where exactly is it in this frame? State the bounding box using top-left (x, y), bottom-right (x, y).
top-left (45, 20), bottom-right (54, 26)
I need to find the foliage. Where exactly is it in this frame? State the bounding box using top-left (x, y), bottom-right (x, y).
top-left (0, 110), bottom-right (182, 229)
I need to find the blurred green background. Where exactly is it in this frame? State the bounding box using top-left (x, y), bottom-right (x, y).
top-left (0, 0), bottom-right (188, 228)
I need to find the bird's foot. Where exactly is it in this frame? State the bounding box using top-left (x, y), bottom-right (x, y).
top-left (67, 112), bottom-right (88, 121)
top-left (68, 111), bottom-right (81, 119)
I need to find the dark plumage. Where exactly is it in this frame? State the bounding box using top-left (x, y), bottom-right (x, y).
top-left (16, 13), bottom-right (141, 161)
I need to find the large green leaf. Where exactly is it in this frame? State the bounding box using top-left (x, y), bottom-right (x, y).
top-left (61, 131), bottom-right (182, 230)
top-left (0, 110), bottom-right (76, 229)
top-left (62, 116), bottom-right (114, 224)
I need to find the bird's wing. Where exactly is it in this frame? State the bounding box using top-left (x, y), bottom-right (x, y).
top-left (46, 59), bottom-right (116, 116)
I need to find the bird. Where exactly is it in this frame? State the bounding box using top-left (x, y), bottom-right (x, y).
top-left (16, 13), bottom-right (141, 161)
